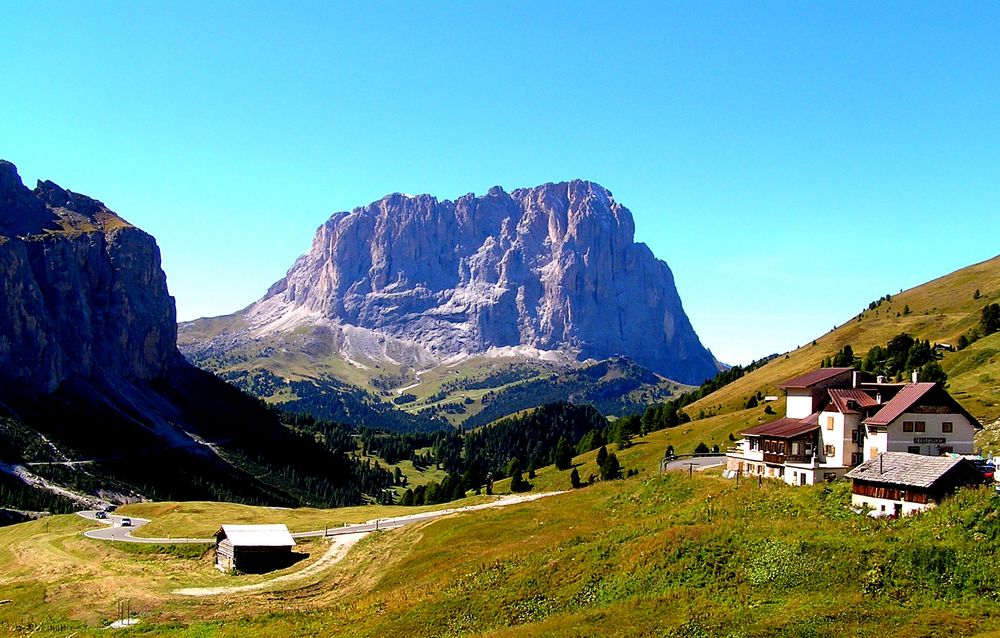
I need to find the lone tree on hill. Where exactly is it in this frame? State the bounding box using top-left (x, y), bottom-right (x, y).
top-left (832, 344), bottom-right (856, 367)
top-left (596, 445), bottom-right (608, 469)
top-left (570, 468), bottom-right (581, 489)
top-left (982, 303), bottom-right (1000, 336)
top-left (614, 426), bottom-right (632, 450)
top-left (694, 442), bottom-right (711, 454)
top-left (600, 453), bottom-right (622, 481)
top-left (553, 436), bottom-right (574, 470)
top-left (509, 463), bottom-right (531, 493)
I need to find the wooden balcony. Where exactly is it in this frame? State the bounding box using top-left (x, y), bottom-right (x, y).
top-left (763, 452), bottom-right (812, 465)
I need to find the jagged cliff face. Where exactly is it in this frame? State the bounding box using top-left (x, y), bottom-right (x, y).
top-left (223, 180), bottom-right (716, 384)
top-left (0, 160), bottom-right (178, 394)
top-left (0, 161), bottom-right (343, 508)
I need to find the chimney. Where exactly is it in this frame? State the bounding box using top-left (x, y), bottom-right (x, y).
top-left (912, 370), bottom-right (919, 384)
top-left (876, 375), bottom-right (886, 384)
top-left (852, 371), bottom-right (860, 388)
top-left (876, 392), bottom-right (882, 404)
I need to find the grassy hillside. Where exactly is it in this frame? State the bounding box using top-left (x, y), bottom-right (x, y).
top-left (3, 369), bottom-right (1000, 636)
top-left (3, 257), bottom-right (999, 635)
top-left (4, 466), bottom-right (1000, 636)
top-left (682, 254), bottom-right (1000, 429)
top-left (185, 347), bottom-right (688, 432)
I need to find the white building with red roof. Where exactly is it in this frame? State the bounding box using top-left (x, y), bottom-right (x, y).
top-left (727, 367), bottom-right (980, 486)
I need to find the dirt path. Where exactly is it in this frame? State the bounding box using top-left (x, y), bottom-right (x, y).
top-left (172, 491), bottom-right (564, 597)
top-left (173, 532), bottom-right (367, 596)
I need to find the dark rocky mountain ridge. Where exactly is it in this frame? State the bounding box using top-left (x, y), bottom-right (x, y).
top-left (0, 160), bottom-right (376, 509)
top-left (0, 160), bottom-right (178, 395)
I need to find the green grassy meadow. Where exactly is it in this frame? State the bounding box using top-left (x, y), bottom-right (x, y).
top-left (6, 467), bottom-right (1000, 637)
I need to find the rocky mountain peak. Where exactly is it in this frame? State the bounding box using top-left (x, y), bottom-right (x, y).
top-left (211, 180), bottom-right (718, 384)
top-left (0, 160), bottom-right (177, 393)
top-left (0, 160), bottom-right (23, 195)
top-left (34, 179), bottom-right (108, 217)
top-left (0, 161), bottom-right (56, 237)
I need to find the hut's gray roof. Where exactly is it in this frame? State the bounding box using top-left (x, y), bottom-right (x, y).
top-left (216, 524), bottom-right (296, 547)
top-left (845, 452), bottom-right (967, 488)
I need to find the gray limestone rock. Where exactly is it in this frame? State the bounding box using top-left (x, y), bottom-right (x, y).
top-left (210, 180), bottom-right (717, 384)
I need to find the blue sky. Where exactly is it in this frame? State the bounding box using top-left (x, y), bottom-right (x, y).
top-left (3, 2), bottom-right (998, 365)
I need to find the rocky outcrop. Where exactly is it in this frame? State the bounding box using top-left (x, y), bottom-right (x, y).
top-left (192, 180), bottom-right (718, 384)
top-left (0, 161), bottom-right (179, 394)
top-left (0, 160), bottom-right (356, 508)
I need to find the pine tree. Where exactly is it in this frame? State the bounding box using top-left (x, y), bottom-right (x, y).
top-left (510, 467), bottom-right (530, 493)
top-left (554, 435), bottom-right (574, 470)
top-left (570, 468), bottom-right (581, 489)
top-left (600, 453), bottom-right (622, 480)
top-left (614, 426), bottom-right (632, 450)
top-left (982, 303), bottom-right (1000, 336)
top-left (596, 445), bottom-right (608, 469)
top-left (920, 361), bottom-right (948, 386)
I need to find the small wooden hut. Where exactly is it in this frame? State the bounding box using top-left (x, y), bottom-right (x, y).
top-left (845, 452), bottom-right (983, 517)
top-left (215, 524), bottom-right (296, 573)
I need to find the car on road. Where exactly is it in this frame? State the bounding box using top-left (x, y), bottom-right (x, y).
top-left (94, 511), bottom-right (107, 519)
top-left (119, 517), bottom-right (132, 527)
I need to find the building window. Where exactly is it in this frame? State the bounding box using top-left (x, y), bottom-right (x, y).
top-left (851, 430), bottom-right (858, 442)
top-left (823, 472), bottom-right (837, 481)
top-left (851, 452), bottom-right (863, 465)
top-left (942, 422), bottom-right (953, 433)
top-left (915, 421), bottom-right (926, 432)
top-left (907, 446), bottom-right (920, 454)
top-left (826, 416), bottom-right (834, 430)
top-left (903, 421), bottom-right (913, 432)
top-left (824, 445), bottom-right (835, 457)
top-left (870, 447), bottom-right (879, 459)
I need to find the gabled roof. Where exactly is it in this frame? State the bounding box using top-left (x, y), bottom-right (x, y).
top-left (827, 388), bottom-right (880, 414)
top-left (779, 368), bottom-right (853, 390)
top-left (742, 416), bottom-right (819, 439)
top-left (845, 452), bottom-right (973, 488)
top-left (216, 524), bottom-right (296, 547)
top-left (862, 382), bottom-right (980, 428)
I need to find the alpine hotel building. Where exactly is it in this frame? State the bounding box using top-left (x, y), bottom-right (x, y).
top-left (726, 367), bottom-right (981, 486)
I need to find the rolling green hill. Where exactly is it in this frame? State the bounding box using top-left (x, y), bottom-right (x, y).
top-left (4, 469), bottom-right (1000, 636)
top-left (680, 254), bottom-right (1000, 434)
top-left (186, 348), bottom-right (689, 432)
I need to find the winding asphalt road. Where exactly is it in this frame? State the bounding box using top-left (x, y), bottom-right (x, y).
top-left (77, 492), bottom-right (563, 544)
top-left (77, 512), bottom-right (206, 543)
top-left (661, 455), bottom-right (727, 473)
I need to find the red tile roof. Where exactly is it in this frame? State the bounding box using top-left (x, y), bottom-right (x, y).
top-left (742, 417), bottom-right (819, 439)
top-left (827, 388), bottom-right (880, 414)
top-left (799, 411), bottom-right (820, 426)
top-left (863, 383), bottom-right (936, 426)
top-left (779, 367), bottom-right (854, 390)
